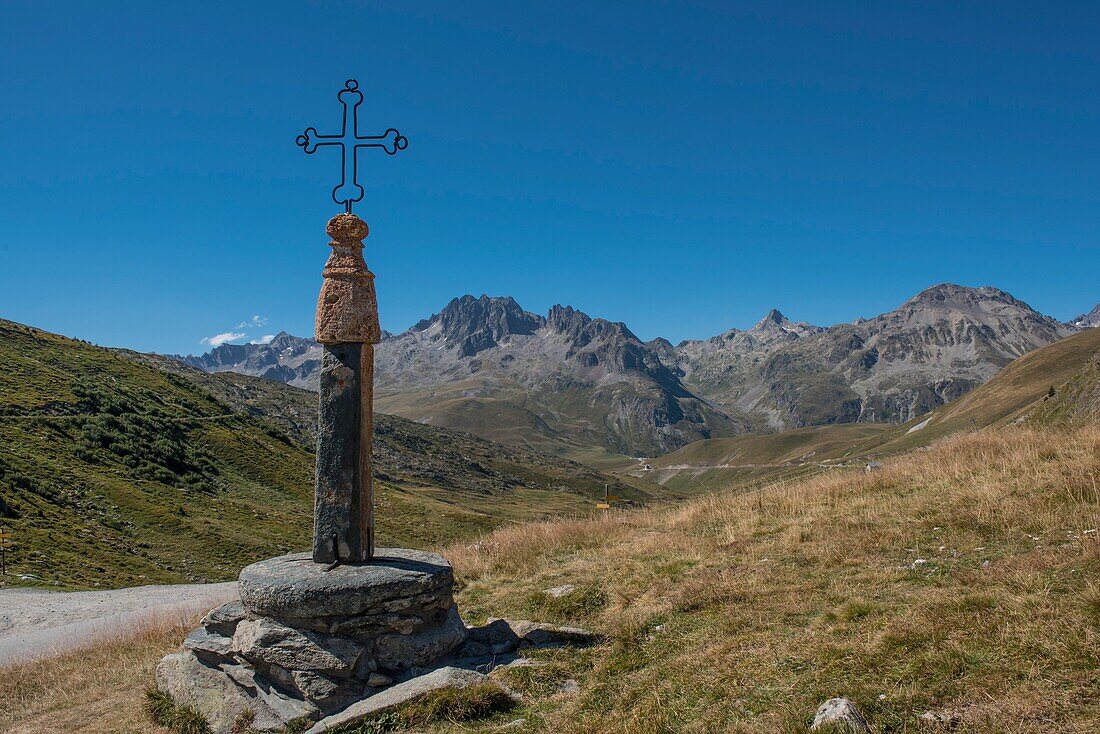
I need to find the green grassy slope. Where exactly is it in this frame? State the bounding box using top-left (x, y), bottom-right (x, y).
top-left (0, 319), bottom-right (652, 590)
top-left (375, 376), bottom-right (744, 468)
top-left (1028, 336), bottom-right (1100, 426)
top-left (646, 328), bottom-right (1100, 491)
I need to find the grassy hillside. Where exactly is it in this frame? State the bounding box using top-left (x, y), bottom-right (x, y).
top-left (1027, 338), bottom-right (1100, 427)
top-left (374, 378), bottom-right (674, 469)
top-left (0, 319), bottom-right (649, 590)
top-left (443, 425), bottom-right (1100, 733)
top-left (5, 424), bottom-right (1098, 732)
top-left (645, 423), bottom-right (891, 494)
top-left (647, 327), bottom-right (1100, 491)
top-left (877, 325), bottom-right (1100, 452)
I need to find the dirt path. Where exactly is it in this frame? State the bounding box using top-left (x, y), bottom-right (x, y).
top-left (0, 582), bottom-right (237, 666)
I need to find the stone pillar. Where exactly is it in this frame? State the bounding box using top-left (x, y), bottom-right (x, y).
top-left (313, 213), bottom-right (380, 564)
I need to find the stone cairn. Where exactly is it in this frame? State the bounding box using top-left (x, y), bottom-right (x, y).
top-left (155, 214), bottom-right (595, 733)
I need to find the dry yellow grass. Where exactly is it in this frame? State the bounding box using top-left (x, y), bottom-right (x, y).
top-left (0, 613), bottom-right (190, 734)
top-left (447, 426), bottom-right (1100, 733)
top-left (3, 426), bottom-right (1098, 733)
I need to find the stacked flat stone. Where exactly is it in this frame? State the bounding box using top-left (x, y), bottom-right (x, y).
top-left (157, 549), bottom-right (467, 733)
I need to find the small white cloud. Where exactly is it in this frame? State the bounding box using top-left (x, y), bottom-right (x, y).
top-left (237, 315), bottom-right (269, 329)
top-left (201, 331), bottom-right (247, 347)
top-left (250, 334), bottom-right (276, 345)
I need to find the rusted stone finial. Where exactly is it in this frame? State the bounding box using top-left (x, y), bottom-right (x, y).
top-left (315, 213), bottom-right (381, 344)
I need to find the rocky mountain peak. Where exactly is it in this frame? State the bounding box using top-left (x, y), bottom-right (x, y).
top-left (1071, 303), bottom-right (1100, 329)
top-left (889, 285), bottom-right (1068, 342)
top-left (435, 295), bottom-right (543, 357)
top-left (903, 283), bottom-right (1020, 311)
top-left (546, 304), bottom-right (641, 348)
top-left (752, 309), bottom-right (788, 330)
top-left (546, 304), bottom-right (593, 336)
top-left (267, 331), bottom-right (309, 350)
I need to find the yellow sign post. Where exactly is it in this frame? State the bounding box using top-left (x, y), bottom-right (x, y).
top-left (596, 483), bottom-right (618, 511)
top-left (0, 526), bottom-right (11, 576)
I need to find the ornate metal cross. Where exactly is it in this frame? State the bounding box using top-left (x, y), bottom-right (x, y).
top-left (296, 79), bottom-right (408, 213)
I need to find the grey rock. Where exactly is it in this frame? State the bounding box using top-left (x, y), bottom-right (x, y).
top-left (155, 652), bottom-right (285, 734)
top-left (918, 709), bottom-right (959, 728)
top-left (454, 638), bottom-right (492, 659)
top-left (555, 678), bottom-right (580, 694)
top-left (353, 650), bottom-right (377, 679)
top-left (276, 592), bottom-right (454, 640)
top-left (304, 666), bottom-right (516, 734)
top-left (221, 661), bottom-right (318, 725)
top-left (314, 343), bottom-right (373, 564)
top-left (238, 549), bottom-right (454, 619)
top-left (183, 628), bottom-right (235, 664)
top-left (332, 611), bottom-right (425, 639)
top-left (201, 600), bottom-right (247, 637)
top-left (266, 664), bottom-right (364, 714)
top-left (500, 658), bottom-right (546, 669)
top-left (366, 672), bottom-right (393, 687)
top-left (466, 618), bottom-right (521, 646)
top-left (508, 620), bottom-right (599, 648)
top-left (544, 584), bottom-right (576, 598)
top-left (811, 697), bottom-right (870, 732)
top-left (233, 618), bottom-right (363, 677)
top-left (374, 604), bottom-right (467, 672)
top-left (274, 616), bottom-right (335, 635)
top-left (464, 618), bottom-right (597, 655)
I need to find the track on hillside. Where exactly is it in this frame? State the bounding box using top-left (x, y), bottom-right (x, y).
top-left (0, 582), bottom-right (237, 666)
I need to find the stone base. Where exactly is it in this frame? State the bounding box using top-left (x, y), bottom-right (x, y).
top-left (156, 548), bottom-right (598, 733)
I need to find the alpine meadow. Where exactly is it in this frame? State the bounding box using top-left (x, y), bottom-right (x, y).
top-left (2, 4), bottom-right (1099, 734)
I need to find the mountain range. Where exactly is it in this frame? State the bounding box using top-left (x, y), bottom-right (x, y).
top-left (181, 285), bottom-right (1090, 458)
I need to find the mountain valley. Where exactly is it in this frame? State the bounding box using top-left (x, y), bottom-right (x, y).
top-left (0, 319), bottom-right (646, 590)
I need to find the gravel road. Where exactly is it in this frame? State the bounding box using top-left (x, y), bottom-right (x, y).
top-left (0, 582), bottom-right (237, 666)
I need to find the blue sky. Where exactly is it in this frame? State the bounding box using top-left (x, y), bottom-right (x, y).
top-left (1, 1), bottom-right (1098, 353)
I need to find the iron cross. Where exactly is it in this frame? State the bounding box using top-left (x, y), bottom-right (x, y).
top-left (296, 79), bottom-right (408, 213)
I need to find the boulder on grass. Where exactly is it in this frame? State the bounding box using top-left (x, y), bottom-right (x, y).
top-left (304, 666), bottom-right (517, 734)
top-left (156, 652), bottom-right (285, 733)
top-left (811, 697), bottom-right (870, 732)
top-left (463, 618), bottom-right (598, 656)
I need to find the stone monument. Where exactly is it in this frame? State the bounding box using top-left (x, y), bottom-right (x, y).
top-left (155, 80), bottom-right (594, 734)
